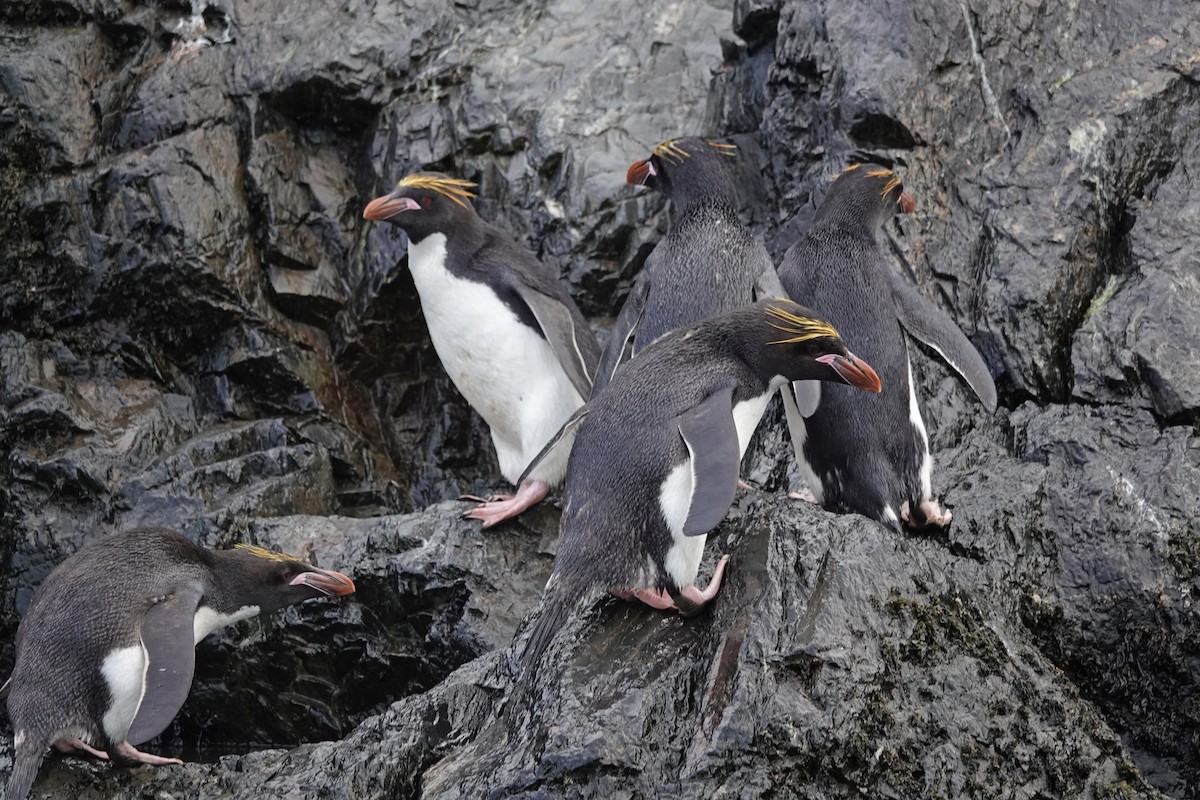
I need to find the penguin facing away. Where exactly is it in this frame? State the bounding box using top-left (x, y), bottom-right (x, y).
top-left (516, 298), bottom-right (882, 677)
top-left (3, 527), bottom-right (356, 800)
top-left (364, 173), bottom-right (601, 527)
top-left (593, 137), bottom-right (787, 396)
top-left (776, 163), bottom-right (997, 532)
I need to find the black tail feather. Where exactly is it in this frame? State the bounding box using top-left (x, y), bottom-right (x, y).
top-left (8, 747), bottom-right (44, 800)
top-left (517, 575), bottom-right (580, 689)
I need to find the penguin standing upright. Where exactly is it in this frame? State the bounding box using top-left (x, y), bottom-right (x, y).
top-left (776, 164), bottom-right (997, 531)
top-left (364, 173), bottom-right (601, 527)
top-left (593, 138), bottom-right (785, 395)
top-left (3, 527), bottom-right (356, 800)
top-left (516, 299), bottom-right (882, 676)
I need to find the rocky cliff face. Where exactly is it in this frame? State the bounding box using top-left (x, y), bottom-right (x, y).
top-left (1, 0), bottom-right (1197, 798)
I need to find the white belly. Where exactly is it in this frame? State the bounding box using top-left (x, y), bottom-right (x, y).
top-left (407, 234), bottom-right (584, 483)
top-left (658, 389), bottom-right (774, 590)
top-left (906, 347), bottom-right (933, 500)
top-left (100, 644), bottom-right (148, 741)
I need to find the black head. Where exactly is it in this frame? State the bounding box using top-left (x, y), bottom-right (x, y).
top-left (363, 172), bottom-right (480, 243)
top-left (209, 544), bottom-right (356, 616)
top-left (626, 137), bottom-right (739, 213)
top-left (812, 163), bottom-right (916, 232)
top-left (739, 299), bottom-right (883, 392)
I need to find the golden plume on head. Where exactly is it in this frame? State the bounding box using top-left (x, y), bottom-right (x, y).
top-left (764, 302), bottom-right (840, 345)
top-left (706, 141), bottom-right (738, 157)
top-left (234, 543), bottom-right (295, 563)
top-left (653, 139), bottom-right (692, 164)
top-left (864, 167), bottom-right (903, 199)
top-left (398, 174), bottom-right (477, 208)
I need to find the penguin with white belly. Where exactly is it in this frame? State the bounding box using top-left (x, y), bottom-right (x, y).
top-left (364, 173), bottom-right (601, 528)
top-left (3, 527), bottom-right (356, 800)
top-left (776, 163), bottom-right (997, 532)
top-left (515, 298), bottom-right (882, 677)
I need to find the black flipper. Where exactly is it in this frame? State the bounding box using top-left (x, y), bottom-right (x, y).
top-left (518, 405), bottom-right (590, 484)
top-left (752, 260), bottom-right (789, 302)
top-left (888, 270), bottom-right (997, 412)
top-left (677, 383), bottom-right (741, 537)
top-left (513, 281), bottom-right (598, 399)
top-left (127, 584), bottom-right (204, 745)
top-left (592, 267), bottom-right (653, 396)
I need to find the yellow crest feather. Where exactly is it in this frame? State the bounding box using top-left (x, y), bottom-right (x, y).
top-left (234, 543), bottom-right (294, 563)
top-left (764, 303), bottom-right (840, 345)
top-left (706, 141), bottom-right (738, 157)
top-left (652, 139), bottom-right (692, 164)
top-left (864, 167), bottom-right (903, 198)
top-left (398, 174), bottom-right (477, 208)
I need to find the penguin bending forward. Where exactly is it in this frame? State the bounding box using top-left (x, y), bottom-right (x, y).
top-left (3, 527), bottom-right (356, 800)
top-left (777, 164), bottom-right (997, 532)
top-left (593, 137), bottom-right (786, 395)
top-left (517, 299), bottom-right (882, 676)
top-left (364, 173), bottom-right (601, 527)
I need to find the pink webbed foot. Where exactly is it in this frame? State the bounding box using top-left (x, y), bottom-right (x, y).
top-left (611, 555), bottom-right (731, 616)
top-left (55, 737), bottom-right (110, 760)
top-left (111, 741), bottom-right (184, 767)
top-left (462, 480), bottom-right (549, 528)
top-left (788, 487), bottom-right (818, 504)
top-left (610, 587), bottom-right (677, 610)
top-left (901, 498), bottom-right (953, 530)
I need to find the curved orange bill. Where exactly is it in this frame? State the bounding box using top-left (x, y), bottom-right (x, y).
top-left (818, 352), bottom-right (882, 393)
top-left (899, 191), bottom-right (916, 214)
top-left (626, 158), bottom-right (656, 185)
top-left (290, 567), bottom-right (356, 596)
top-left (363, 194), bottom-right (420, 221)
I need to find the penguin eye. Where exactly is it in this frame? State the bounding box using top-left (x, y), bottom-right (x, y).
top-left (280, 570), bottom-right (296, 585)
top-left (420, 196), bottom-right (433, 208)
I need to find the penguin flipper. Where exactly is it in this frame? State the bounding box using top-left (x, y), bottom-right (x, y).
top-left (752, 261), bottom-right (790, 302)
top-left (593, 270), bottom-right (651, 396)
top-left (678, 383), bottom-right (741, 537)
top-left (126, 584), bottom-right (204, 746)
top-left (888, 270), bottom-right (997, 412)
top-left (513, 281), bottom-right (600, 399)
top-left (518, 405), bottom-right (590, 485)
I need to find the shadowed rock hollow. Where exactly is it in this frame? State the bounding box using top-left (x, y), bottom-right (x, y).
top-left (1, 0), bottom-right (1197, 797)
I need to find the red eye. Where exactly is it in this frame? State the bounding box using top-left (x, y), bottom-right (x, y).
top-left (421, 196), bottom-right (433, 207)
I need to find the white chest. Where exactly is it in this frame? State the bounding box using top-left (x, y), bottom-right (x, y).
top-left (407, 233), bottom-right (583, 481)
top-left (658, 389), bottom-right (773, 590)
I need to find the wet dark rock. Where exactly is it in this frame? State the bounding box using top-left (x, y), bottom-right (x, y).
top-left (3, 0), bottom-right (1200, 797)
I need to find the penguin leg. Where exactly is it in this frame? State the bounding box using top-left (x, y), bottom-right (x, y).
top-left (670, 555), bottom-right (731, 617)
top-left (55, 737), bottom-right (110, 760)
top-left (462, 480), bottom-right (549, 528)
top-left (109, 741), bottom-right (184, 767)
top-left (610, 588), bottom-right (677, 610)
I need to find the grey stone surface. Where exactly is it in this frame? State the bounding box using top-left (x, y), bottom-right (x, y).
top-left (2, 0), bottom-right (1198, 797)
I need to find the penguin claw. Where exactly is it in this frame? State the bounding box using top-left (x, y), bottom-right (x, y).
top-left (461, 480), bottom-right (550, 528)
top-left (459, 493), bottom-right (513, 504)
